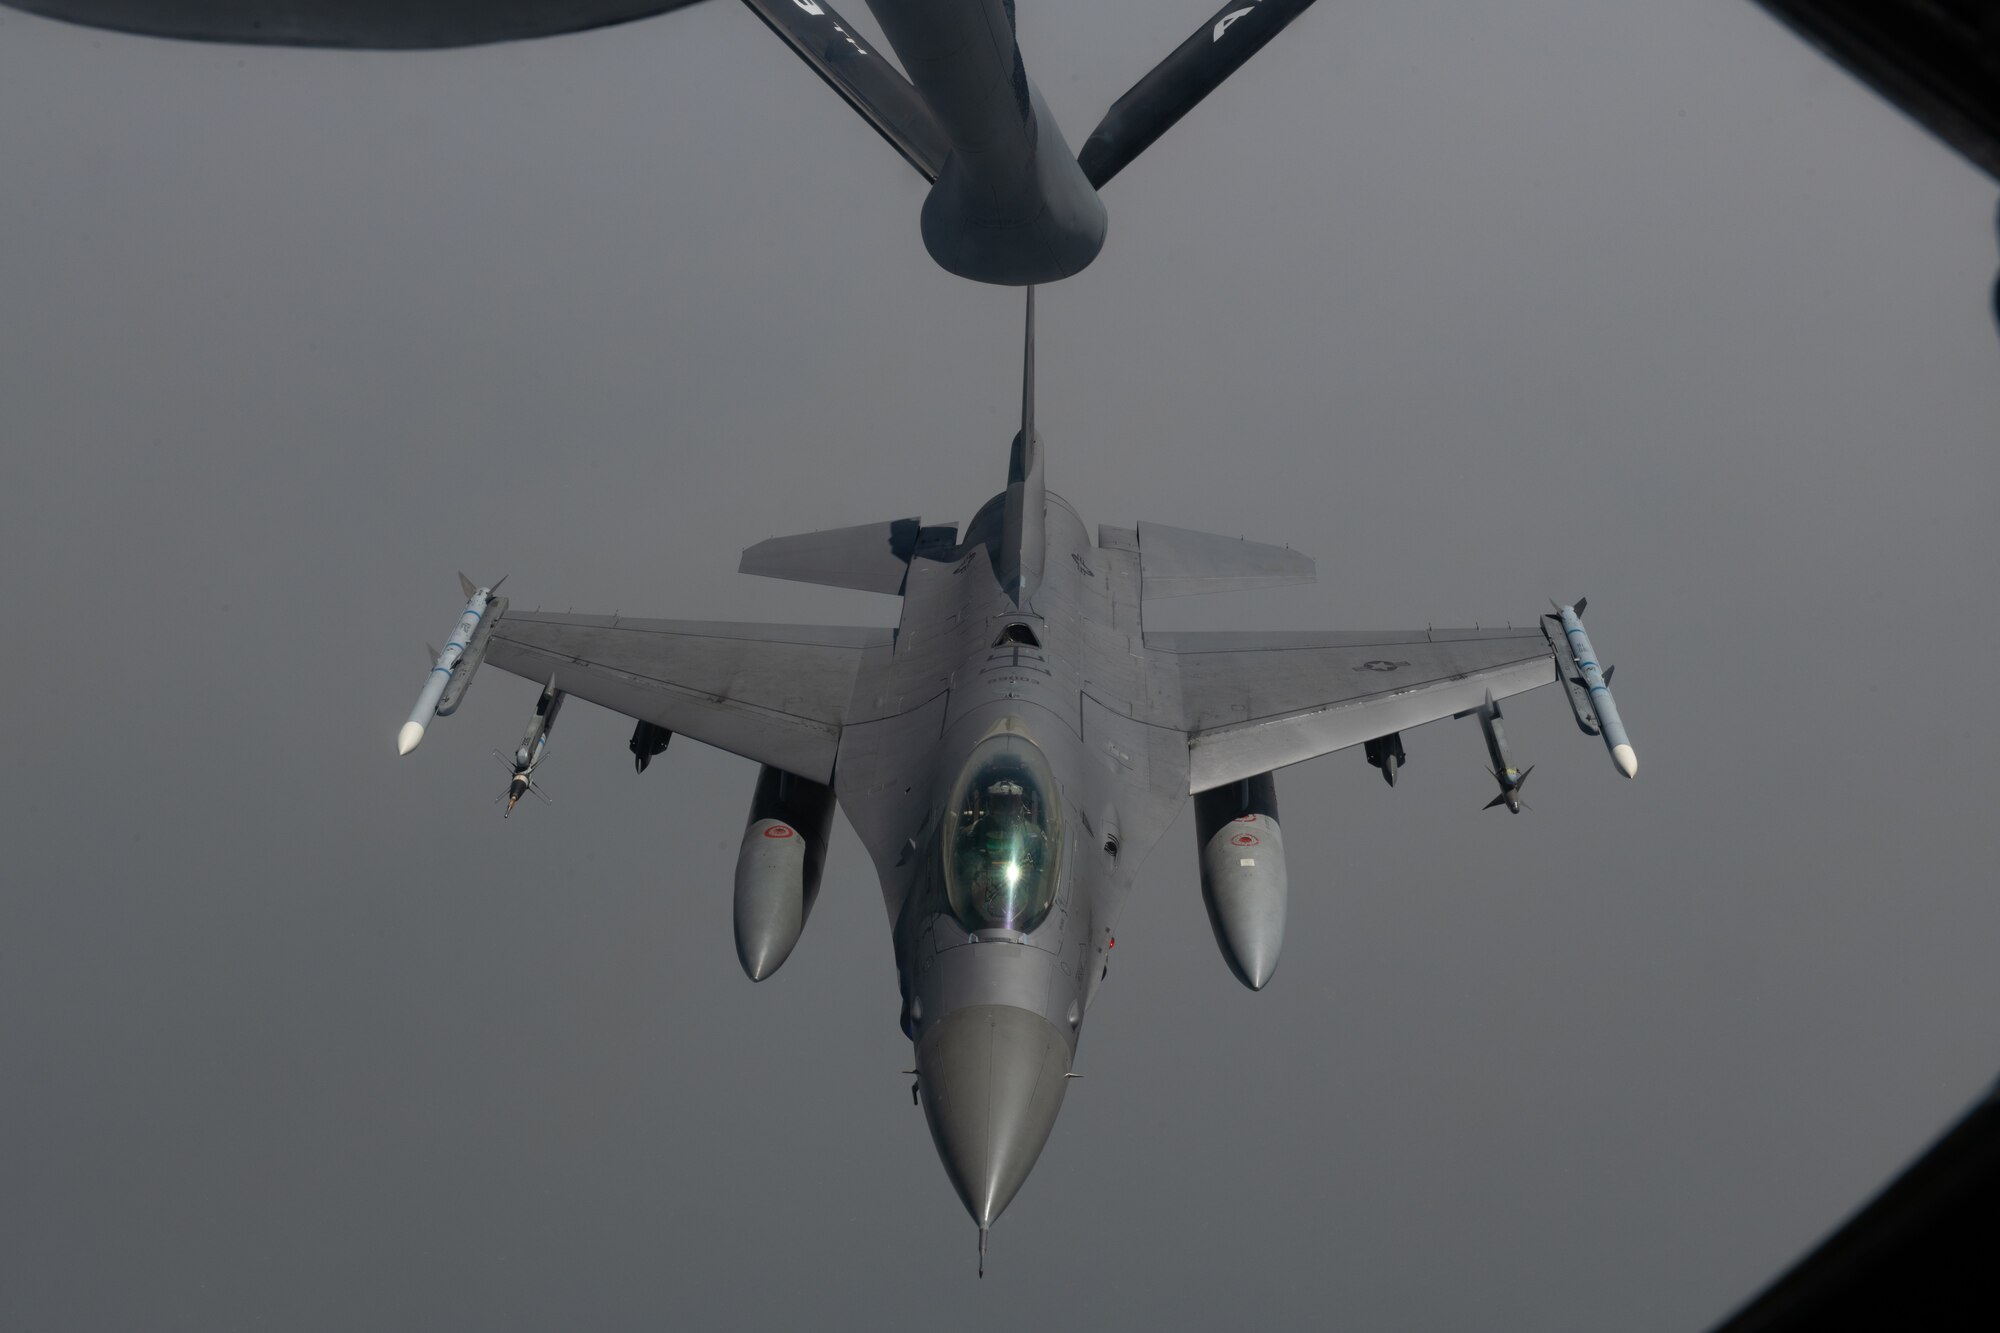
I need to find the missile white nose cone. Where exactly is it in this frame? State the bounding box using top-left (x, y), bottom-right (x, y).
top-left (397, 721), bottom-right (426, 755)
top-left (1613, 744), bottom-right (1638, 778)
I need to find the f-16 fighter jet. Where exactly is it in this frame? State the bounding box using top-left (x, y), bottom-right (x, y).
top-left (7, 0), bottom-right (1326, 284)
top-left (397, 291), bottom-right (1639, 1264)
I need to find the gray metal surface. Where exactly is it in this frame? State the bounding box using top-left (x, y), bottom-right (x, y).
top-left (483, 613), bottom-right (891, 783)
top-left (1193, 773), bottom-right (1288, 990)
top-left (1134, 519), bottom-right (1316, 599)
top-left (915, 1004), bottom-right (1072, 1231)
top-left (738, 517), bottom-right (936, 597)
top-left (732, 764), bottom-right (838, 980)
top-left (1150, 627), bottom-right (1558, 792)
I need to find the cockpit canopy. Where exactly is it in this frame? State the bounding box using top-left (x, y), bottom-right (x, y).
top-left (943, 733), bottom-right (1064, 935)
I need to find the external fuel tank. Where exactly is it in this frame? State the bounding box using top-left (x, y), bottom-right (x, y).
top-left (733, 765), bottom-right (838, 981)
top-left (1192, 771), bottom-right (1288, 991)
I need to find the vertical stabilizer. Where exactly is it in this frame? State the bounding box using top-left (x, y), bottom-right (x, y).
top-left (1001, 287), bottom-right (1045, 607)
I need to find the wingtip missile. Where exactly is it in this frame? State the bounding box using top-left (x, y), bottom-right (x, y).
top-left (401, 578), bottom-right (501, 756)
top-left (1555, 602), bottom-right (1637, 779)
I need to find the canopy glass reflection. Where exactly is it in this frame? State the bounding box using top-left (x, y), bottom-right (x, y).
top-left (943, 734), bottom-right (1063, 934)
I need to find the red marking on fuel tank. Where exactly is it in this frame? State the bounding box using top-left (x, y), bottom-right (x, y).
top-left (764, 824), bottom-right (794, 839)
top-left (1233, 813), bottom-right (1258, 823)
top-left (1230, 833), bottom-right (1260, 847)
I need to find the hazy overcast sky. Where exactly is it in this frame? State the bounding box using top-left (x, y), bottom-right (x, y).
top-left (4, 2), bottom-right (1997, 1330)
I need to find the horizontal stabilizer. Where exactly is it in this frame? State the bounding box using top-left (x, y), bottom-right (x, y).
top-left (740, 518), bottom-right (956, 596)
top-left (1077, 0), bottom-right (1324, 189)
top-left (2, 1), bottom-right (707, 47)
top-left (740, 0), bottom-right (950, 181)
top-left (1133, 520), bottom-right (1314, 599)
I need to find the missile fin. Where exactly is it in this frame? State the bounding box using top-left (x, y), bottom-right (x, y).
top-left (458, 572), bottom-right (477, 598)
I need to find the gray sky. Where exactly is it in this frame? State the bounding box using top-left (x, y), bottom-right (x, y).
top-left (3, 2), bottom-right (1997, 1329)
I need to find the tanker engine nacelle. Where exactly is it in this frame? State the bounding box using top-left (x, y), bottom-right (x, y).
top-left (733, 765), bottom-right (837, 982)
top-left (1192, 771), bottom-right (1289, 992)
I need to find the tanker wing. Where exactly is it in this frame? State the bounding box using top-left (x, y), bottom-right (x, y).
top-left (1, 1), bottom-right (709, 47)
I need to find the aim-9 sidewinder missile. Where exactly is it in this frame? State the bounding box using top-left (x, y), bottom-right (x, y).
top-left (1553, 599), bottom-right (1638, 779)
top-left (397, 573), bottom-right (504, 755)
top-left (1471, 691), bottom-right (1532, 814)
top-left (503, 678), bottom-right (565, 816)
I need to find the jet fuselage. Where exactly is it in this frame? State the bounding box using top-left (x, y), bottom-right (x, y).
top-left (832, 488), bottom-right (1187, 1232)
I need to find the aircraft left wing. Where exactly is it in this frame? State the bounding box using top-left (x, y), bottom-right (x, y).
top-left (1149, 626), bottom-right (1558, 792)
top-left (483, 611), bottom-right (889, 783)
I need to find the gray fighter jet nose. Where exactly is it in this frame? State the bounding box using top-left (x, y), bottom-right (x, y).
top-left (916, 1004), bottom-right (1072, 1229)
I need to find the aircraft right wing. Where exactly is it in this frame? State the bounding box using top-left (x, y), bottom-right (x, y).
top-left (1149, 625), bottom-right (1559, 792)
top-left (483, 611), bottom-right (889, 783)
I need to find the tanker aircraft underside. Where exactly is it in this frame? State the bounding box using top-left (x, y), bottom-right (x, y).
top-left (395, 291), bottom-right (1640, 1264)
top-left (8, 0), bottom-right (1330, 284)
